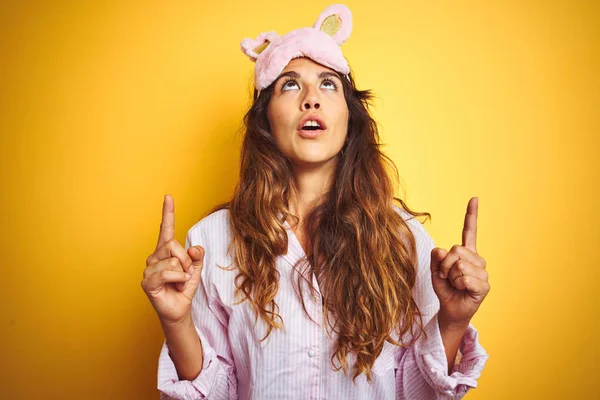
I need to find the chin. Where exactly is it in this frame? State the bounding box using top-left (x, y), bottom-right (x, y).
top-left (290, 151), bottom-right (339, 166)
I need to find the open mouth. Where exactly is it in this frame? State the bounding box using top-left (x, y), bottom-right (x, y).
top-left (301, 125), bottom-right (322, 131)
top-left (300, 119), bottom-right (325, 131)
top-left (297, 118), bottom-right (326, 137)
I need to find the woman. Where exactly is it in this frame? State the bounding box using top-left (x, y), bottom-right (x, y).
top-left (142, 4), bottom-right (490, 399)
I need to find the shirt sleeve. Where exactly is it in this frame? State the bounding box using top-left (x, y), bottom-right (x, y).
top-left (157, 224), bottom-right (238, 400)
top-left (394, 213), bottom-right (489, 399)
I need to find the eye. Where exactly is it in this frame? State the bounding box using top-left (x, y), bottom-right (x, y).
top-left (321, 79), bottom-right (338, 90)
top-left (282, 79), bottom-right (299, 91)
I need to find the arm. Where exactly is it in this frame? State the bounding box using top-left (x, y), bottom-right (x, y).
top-left (161, 314), bottom-right (204, 381)
top-left (394, 212), bottom-right (489, 399)
top-left (157, 226), bottom-right (238, 400)
top-left (395, 311), bottom-right (487, 399)
top-left (438, 313), bottom-right (469, 374)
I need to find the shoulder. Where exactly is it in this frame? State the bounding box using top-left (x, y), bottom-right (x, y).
top-left (392, 204), bottom-right (435, 250)
top-left (187, 208), bottom-right (237, 306)
top-left (185, 208), bottom-right (232, 249)
top-left (392, 205), bottom-right (440, 317)
top-left (185, 208), bottom-right (233, 275)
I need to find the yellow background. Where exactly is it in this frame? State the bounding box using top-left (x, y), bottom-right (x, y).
top-left (1, 0), bottom-right (598, 398)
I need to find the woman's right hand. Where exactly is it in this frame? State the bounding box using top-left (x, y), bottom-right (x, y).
top-left (141, 194), bottom-right (205, 326)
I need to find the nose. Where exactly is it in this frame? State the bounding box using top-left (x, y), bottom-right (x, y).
top-left (303, 101), bottom-right (320, 110)
top-left (301, 85), bottom-right (320, 110)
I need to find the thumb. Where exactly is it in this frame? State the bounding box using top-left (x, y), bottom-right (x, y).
top-left (181, 246), bottom-right (205, 299)
top-left (430, 247), bottom-right (448, 276)
top-left (188, 245), bottom-right (205, 266)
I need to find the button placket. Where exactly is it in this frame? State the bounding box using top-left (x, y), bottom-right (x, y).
top-left (310, 280), bottom-right (323, 400)
top-left (281, 218), bottom-right (324, 398)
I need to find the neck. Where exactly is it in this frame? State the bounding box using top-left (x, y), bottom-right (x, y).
top-left (288, 157), bottom-right (338, 224)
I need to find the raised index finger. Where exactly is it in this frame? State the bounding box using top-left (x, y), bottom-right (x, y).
top-left (462, 197), bottom-right (478, 253)
top-left (157, 194), bottom-right (175, 249)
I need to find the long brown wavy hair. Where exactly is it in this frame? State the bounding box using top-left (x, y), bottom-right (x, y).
top-left (207, 64), bottom-right (432, 383)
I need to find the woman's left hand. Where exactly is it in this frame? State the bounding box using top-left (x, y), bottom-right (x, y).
top-left (430, 197), bottom-right (490, 327)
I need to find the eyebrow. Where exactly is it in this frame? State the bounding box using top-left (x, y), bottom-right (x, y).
top-left (273, 70), bottom-right (342, 87)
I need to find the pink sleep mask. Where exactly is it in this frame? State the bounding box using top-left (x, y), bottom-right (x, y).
top-left (240, 4), bottom-right (353, 92)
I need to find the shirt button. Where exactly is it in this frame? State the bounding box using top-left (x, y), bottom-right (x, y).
top-left (308, 349), bottom-right (315, 358)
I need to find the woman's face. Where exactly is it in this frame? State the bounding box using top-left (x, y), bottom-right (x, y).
top-left (267, 57), bottom-right (349, 168)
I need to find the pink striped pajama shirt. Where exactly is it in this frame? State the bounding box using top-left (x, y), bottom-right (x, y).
top-left (157, 207), bottom-right (489, 399)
